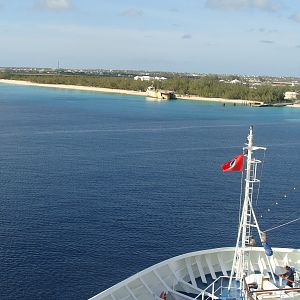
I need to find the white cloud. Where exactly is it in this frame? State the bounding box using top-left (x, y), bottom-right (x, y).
top-left (205, 0), bottom-right (278, 12)
top-left (36, 0), bottom-right (73, 11)
top-left (120, 8), bottom-right (143, 17)
top-left (289, 12), bottom-right (300, 23)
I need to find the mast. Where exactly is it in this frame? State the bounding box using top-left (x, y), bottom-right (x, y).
top-left (228, 126), bottom-right (266, 290)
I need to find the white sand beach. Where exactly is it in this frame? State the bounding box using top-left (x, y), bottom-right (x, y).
top-left (1, 79), bottom-right (295, 107)
top-left (177, 95), bottom-right (259, 105)
top-left (287, 103), bottom-right (300, 108)
top-left (0, 79), bottom-right (147, 97)
top-left (0, 79), bottom-right (258, 104)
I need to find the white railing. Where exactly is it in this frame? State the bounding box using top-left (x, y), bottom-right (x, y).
top-left (194, 276), bottom-right (240, 300)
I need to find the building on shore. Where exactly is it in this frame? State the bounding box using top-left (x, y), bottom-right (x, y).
top-left (284, 91), bottom-right (300, 100)
top-left (146, 86), bottom-right (176, 100)
top-left (134, 75), bottom-right (167, 81)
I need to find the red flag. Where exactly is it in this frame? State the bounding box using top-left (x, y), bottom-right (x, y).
top-left (222, 154), bottom-right (244, 172)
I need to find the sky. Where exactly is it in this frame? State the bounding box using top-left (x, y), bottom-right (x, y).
top-left (1, 0), bottom-right (300, 76)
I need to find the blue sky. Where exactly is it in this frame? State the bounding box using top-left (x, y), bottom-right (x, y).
top-left (1, 0), bottom-right (300, 76)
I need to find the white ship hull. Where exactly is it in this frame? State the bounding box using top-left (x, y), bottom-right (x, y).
top-left (90, 247), bottom-right (300, 300)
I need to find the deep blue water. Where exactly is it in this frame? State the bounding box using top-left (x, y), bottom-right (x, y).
top-left (0, 83), bottom-right (299, 299)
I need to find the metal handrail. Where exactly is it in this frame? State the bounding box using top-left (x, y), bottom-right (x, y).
top-left (252, 287), bottom-right (300, 299)
top-left (243, 278), bottom-right (255, 300)
top-left (243, 275), bottom-right (300, 300)
top-left (254, 287), bottom-right (300, 294)
top-left (194, 276), bottom-right (240, 300)
top-left (278, 274), bottom-right (300, 286)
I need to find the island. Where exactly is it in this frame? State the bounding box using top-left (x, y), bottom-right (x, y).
top-left (1, 67), bottom-right (299, 105)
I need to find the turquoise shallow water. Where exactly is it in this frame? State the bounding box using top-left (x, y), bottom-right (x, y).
top-left (0, 83), bottom-right (299, 299)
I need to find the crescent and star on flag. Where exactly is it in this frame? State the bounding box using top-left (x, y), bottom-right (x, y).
top-left (221, 154), bottom-right (244, 172)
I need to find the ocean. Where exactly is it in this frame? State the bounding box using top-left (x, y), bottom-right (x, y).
top-left (0, 83), bottom-right (299, 299)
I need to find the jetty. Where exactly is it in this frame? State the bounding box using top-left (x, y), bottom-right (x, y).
top-left (252, 102), bottom-right (291, 107)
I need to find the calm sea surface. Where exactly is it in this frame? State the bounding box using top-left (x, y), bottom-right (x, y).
top-left (0, 84), bottom-right (299, 299)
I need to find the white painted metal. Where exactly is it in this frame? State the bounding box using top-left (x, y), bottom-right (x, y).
top-left (195, 256), bottom-right (207, 284)
top-left (139, 277), bottom-right (156, 298)
top-left (185, 258), bottom-right (197, 288)
top-left (229, 126), bottom-right (268, 289)
top-left (153, 270), bottom-right (169, 290)
top-left (110, 294), bottom-right (117, 300)
top-left (205, 254), bottom-right (216, 280)
top-left (217, 253), bottom-right (228, 277)
top-left (89, 247), bottom-right (300, 300)
top-left (125, 285), bottom-right (138, 300)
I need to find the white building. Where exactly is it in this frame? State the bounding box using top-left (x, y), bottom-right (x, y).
top-left (284, 91), bottom-right (300, 100)
top-left (134, 75), bottom-right (151, 81)
top-left (230, 79), bottom-right (242, 84)
top-left (134, 75), bottom-right (167, 81)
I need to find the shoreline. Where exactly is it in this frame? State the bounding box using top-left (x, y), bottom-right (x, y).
top-left (176, 95), bottom-right (258, 105)
top-left (1, 79), bottom-right (297, 107)
top-left (0, 79), bottom-right (147, 97)
top-left (0, 79), bottom-right (255, 104)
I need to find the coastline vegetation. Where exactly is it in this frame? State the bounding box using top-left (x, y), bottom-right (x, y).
top-left (0, 72), bottom-right (295, 103)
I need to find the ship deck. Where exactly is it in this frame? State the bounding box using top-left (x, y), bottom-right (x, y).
top-left (90, 247), bottom-right (300, 300)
